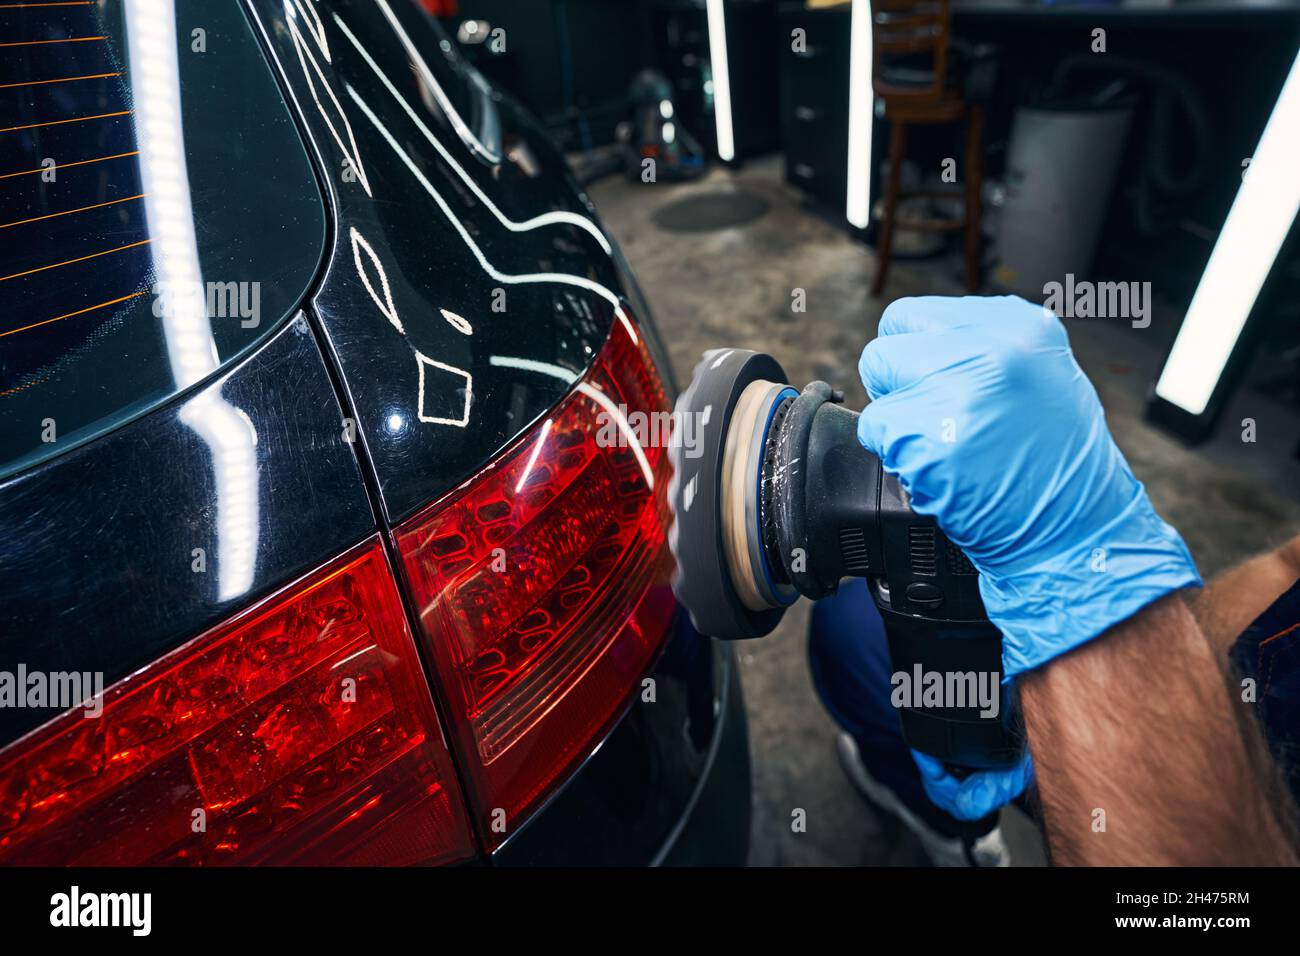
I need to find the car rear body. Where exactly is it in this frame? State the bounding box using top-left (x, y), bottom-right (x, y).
top-left (0, 0), bottom-right (749, 865)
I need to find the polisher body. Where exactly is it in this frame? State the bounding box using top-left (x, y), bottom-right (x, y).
top-left (669, 349), bottom-right (1020, 769)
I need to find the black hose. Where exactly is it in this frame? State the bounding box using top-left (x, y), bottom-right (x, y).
top-left (1049, 54), bottom-right (1212, 236)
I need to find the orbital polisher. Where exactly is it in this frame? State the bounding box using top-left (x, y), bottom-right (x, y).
top-left (668, 349), bottom-right (1020, 770)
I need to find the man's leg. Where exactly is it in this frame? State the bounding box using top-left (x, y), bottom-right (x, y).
top-left (1226, 579), bottom-right (1300, 813)
top-left (1190, 535), bottom-right (1300, 814)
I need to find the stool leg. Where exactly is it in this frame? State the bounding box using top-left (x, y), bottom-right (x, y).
top-left (963, 103), bottom-right (985, 294)
top-left (872, 121), bottom-right (907, 298)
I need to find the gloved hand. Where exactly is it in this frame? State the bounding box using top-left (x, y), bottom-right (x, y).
top-left (911, 749), bottom-right (1034, 822)
top-left (858, 295), bottom-right (1201, 678)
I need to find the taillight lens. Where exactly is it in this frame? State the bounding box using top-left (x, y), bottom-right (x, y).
top-left (396, 320), bottom-right (675, 846)
top-left (0, 539), bottom-right (475, 866)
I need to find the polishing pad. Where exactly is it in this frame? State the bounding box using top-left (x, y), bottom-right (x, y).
top-left (668, 349), bottom-right (791, 639)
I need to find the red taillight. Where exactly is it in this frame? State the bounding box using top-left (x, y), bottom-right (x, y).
top-left (396, 320), bottom-right (675, 846)
top-left (0, 539), bottom-right (475, 865)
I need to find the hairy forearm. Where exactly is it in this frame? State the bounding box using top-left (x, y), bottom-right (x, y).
top-left (1188, 534), bottom-right (1300, 661)
top-left (1021, 593), bottom-right (1297, 866)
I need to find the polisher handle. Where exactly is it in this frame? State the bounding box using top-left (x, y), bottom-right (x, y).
top-left (780, 385), bottom-right (1020, 767)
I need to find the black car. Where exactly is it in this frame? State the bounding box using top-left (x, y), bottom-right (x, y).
top-left (0, 0), bottom-right (749, 866)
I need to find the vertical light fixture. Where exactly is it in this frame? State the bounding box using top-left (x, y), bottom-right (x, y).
top-left (1153, 49), bottom-right (1300, 419)
top-left (845, 0), bottom-right (874, 229)
top-left (705, 0), bottom-right (735, 162)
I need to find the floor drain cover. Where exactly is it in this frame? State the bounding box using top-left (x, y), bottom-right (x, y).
top-left (653, 190), bottom-right (770, 233)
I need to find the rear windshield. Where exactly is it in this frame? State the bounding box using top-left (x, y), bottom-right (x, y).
top-left (0, 0), bottom-right (326, 479)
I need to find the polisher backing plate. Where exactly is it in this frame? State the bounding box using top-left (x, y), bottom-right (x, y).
top-left (668, 349), bottom-right (790, 640)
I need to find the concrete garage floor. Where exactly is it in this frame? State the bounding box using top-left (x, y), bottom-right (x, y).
top-left (587, 157), bottom-right (1300, 866)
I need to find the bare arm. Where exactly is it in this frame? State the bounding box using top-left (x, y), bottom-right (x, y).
top-left (1188, 533), bottom-right (1300, 661)
top-left (1020, 593), bottom-right (1298, 866)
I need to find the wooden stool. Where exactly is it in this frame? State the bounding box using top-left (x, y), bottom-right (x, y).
top-left (871, 0), bottom-right (985, 297)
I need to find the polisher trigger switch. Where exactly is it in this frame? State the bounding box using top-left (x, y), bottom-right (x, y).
top-left (905, 582), bottom-right (944, 610)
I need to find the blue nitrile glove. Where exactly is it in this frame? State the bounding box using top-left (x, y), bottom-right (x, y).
top-left (911, 749), bottom-right (1034, 822)
top-left (858, 295), bottom-right (1201, 679)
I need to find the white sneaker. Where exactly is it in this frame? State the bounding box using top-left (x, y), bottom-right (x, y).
top-left (836, 732), bottom-right (1011, 867)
